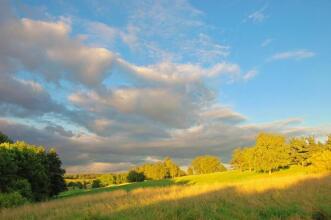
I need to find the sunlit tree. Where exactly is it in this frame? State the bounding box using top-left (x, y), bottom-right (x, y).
top-left (191, 155), bottom-right (226, 174)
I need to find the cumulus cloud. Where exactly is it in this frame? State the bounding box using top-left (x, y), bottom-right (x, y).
top-left (0, 74), bottom-right (63, 116)
top-left (269, 49), bottom-right (316, 61)
top-left (0, 1), bottom-right (327, 173)
top-left (0, 16), bottom-right (116, 87)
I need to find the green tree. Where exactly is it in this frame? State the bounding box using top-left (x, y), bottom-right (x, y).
top-left (310, 149), bottom-right (331, 171)
top-left (0, 141), bottom-right (66, 201)
top-left (289, 137), bottom-right (310, 166)
top-left (91, 179), bottom-right (102, 188)
top-left (0, 131), bottom-right (13, 144)
top-left (127, 170), bottom-right (145, 182)
top-left (98, 174), bottom-right (115, 186)
top-left (0, 148), bottom-right (18, 192)
top-left (191, 155), bottom-right (226, 174)
top-left (187, 167), bottom-right (193, 175)
top-left (254, 133), bottom-right (290, 174)
top-left (164, 157), bottom-right (181, 178)
top-left (231, 148), bottom-right (242, 171)
top-left (46, 149), bottom-right (66, 197)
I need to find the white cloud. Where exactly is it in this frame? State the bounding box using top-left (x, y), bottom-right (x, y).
top-left (127, 62), bottom-right (241, 85)
top-left (245, 7), bottom-right (267, 23)
top-left (261, 38), bottom-right (273, 47)
top-left (269, 49), bottom-right (316, 61)
top-left (0, 1), bottom-right (328, 174)
top-left (0, 17), bottom-right (117, 87)
top-left (243, 70), bottom-right (258, 81)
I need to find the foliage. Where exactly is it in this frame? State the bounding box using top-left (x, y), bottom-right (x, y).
top-left (0, 192), bottom-right (28, 208)
top-left (134, 158), bottom-right (184, 180)
top-left (65, 174), bottom-right (102, 179)
top-left (127, 170), bottom-right (145, 182)
top-left (254, 133), bottom-right (290, 173)
top-left (231, 133), bottom-right (331, 174)
top-left (0, 131), bottom-right (13, 144)
top-left (310, 149), bottom-right (331, 171)
top-left (187, 167), bottom-right (193, 175)
top-left (0, 141), bottom-right (66, 204)
top-left (191, 155), bottom-right (226, 174)
top-left (1, 168), bottom-right (330, 219)
top-left (91, 179), bottom-right (102, 188)
top-left (47, 149), bottom-right (67, 196)
top-left (97, 173), bottom-right (128, 186)
top-left (67, 181), bottom-right (83, 189)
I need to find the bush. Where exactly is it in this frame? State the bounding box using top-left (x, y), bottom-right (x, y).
top-left (91, 179), bottom-right (102, 188)
top-left (0, 192), bottom-right (28, 208)
top-left (127, 170), bottom-right (145, 182)
top-left (12, 179), bottom-right (32, 200)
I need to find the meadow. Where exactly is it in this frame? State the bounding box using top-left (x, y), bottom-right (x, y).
top-left (1, 167), bottom-right (330, 220)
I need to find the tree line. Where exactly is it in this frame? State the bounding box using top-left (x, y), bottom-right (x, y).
top-left (231, 133), bottom-right (331, 174)
top-left (67, 155), bottom-right (228, 189)
top-left (0, 132), bottom-right (66, 207)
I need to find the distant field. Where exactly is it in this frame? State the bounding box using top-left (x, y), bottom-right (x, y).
top-left (1, 167), bottom-right (331, 220)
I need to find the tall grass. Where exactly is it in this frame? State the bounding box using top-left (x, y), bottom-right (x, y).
top-left (1, 169), bottom-right (330, 220)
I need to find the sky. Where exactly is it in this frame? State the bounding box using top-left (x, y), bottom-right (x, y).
top-left (0, 0), bottom-right (330, 173)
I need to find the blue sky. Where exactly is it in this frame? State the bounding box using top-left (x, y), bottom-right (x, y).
top-left (0, 0), bottom-right (330, 173)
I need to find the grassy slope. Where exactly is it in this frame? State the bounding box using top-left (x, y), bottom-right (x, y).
top-left (59, 167), bottom-right (303, 199)
top-left (1, 167), bottom-right (331, 220)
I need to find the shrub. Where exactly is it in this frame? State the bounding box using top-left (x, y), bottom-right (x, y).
top-left (92, 179), bottom-right (102, 188)
top-left (0, 192), bottom-right (28, 208)
top-left (12, 179), bottom-right (32, 200)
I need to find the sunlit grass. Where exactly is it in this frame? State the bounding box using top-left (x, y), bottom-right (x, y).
top-left (1, 167), bottom-right (330, 220)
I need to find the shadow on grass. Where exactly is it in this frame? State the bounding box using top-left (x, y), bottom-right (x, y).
top-left (95, 173), bottom-right (331, 220)
top-left (58, 178), bottom-right (190, 199)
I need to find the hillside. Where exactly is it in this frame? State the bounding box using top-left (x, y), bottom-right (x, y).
top-left (1, 167), bottom-right (330, 220)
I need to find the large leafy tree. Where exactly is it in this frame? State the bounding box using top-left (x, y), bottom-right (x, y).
top-left (231, 148), bottom-right (244, 171)
top-left (191, 155), bottom-right (226, 174)
top-left (310, 149), bottom-right (331, 171)
top-left (134, 158), bottom-right (183, 180)
top-left (254, 133), bottom-right (290, 174)
top-left (127, 170), bottom-right (145, 182)
top-left (164, 157), bottom-right (181, 178)
top-left (47, 149), bottom-right (66, 197)
top-left (0, 142), bottom-right (66, 201)
top-left (289, 137), bottom-right (310, 166)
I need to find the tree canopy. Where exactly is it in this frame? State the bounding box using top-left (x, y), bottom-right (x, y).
top-left (231, 133), bottom-right (331, 173)
top-left (191, 155), bottom-right (226, 174)
top-left (0, 141), bottom-right (66, 201)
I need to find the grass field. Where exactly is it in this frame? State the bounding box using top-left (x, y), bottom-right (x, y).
top-left (1, 167), bottom-right (331, 220)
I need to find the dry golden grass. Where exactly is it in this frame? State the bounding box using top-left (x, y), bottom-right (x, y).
top-left (1, 171), bottom-right (330, 220)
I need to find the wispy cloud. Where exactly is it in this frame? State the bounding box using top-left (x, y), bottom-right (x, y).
top-left (261, 38), bottom-right (273, 47)
top-left (245, 6), bottom-right (268, 23)
top-left (243, 70), bottom-right (258, 81)
top-left (269, 49), bottom-right (316, 61)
